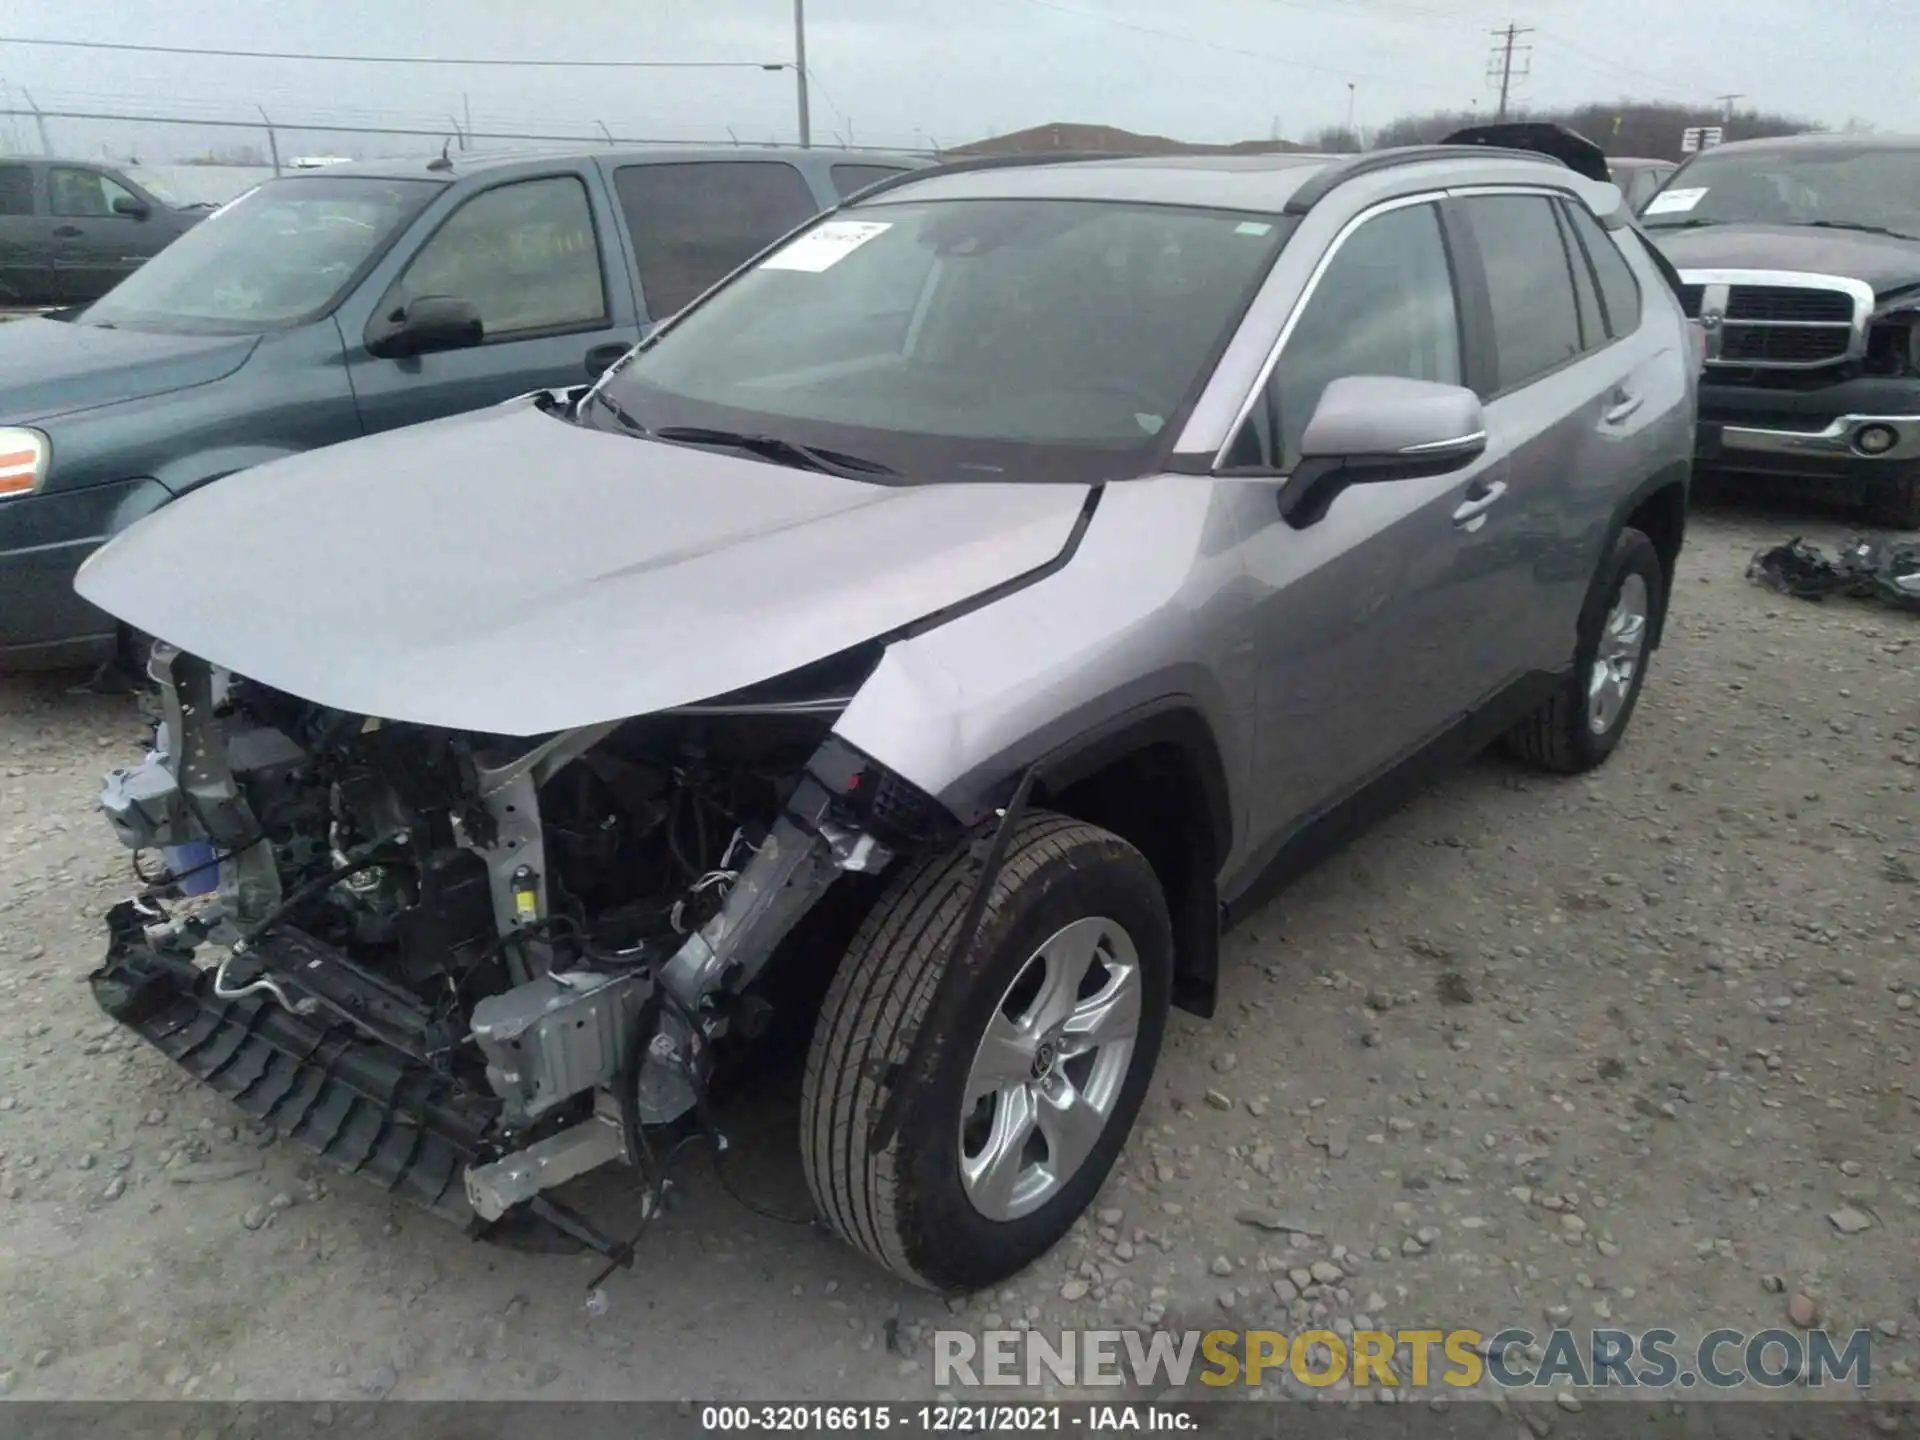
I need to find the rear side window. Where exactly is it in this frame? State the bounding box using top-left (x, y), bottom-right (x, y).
top-left (829, 164), bottom-right (905, 200)
top-left (1458, 194), bottom-right (1582, 392)
top-left (1560, 200), bottom-right (1644, 339)
top-left (616, 161), bottom-right (820, 317)
top-left (0, 165), bottom-right (32, 216)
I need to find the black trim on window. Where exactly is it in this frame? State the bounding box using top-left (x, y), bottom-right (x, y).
top-left (1437, 197), bottom-right (1499, 401)
top-left (365, 170), bottom-right (614, 352)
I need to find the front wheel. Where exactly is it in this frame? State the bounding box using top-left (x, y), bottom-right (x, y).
top-left (801, 812), bottom-right (1172, 1292)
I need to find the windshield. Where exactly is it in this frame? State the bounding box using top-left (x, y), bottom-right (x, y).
top-left (598, 197), bottom-right (1291, 482)
top-left (79, 175), bottom-right (443, 334)
top-left (1642, 145), bottom-right (1920, 237)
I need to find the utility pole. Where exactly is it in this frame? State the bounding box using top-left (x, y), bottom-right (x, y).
top-left (1487, 22), bottom-right (1533, 121)
top-left (257, 104), bottom-right (280, 176)
top-left (793, 0), bottom-right (811, 149)
top-left (1345, 83), bottom-right (1357, 150)
top-left (22, 88), bottom-right (50, 156)
top-left (463, 91), bottom-right (473, 149)
top-left (1713, 92), bottom-right (1744, 121)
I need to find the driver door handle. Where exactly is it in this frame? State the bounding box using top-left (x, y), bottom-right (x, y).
top-left (1451, 478), bottom-right (1508, 531)
top-left (53, 224), bottom-right (83, 237)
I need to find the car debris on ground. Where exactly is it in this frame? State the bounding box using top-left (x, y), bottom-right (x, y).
top-left (1746, 534), bottom-right (1920, 611)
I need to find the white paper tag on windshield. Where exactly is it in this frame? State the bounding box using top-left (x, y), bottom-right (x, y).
top-left (761, 220), bottom-right (892, 272)
top-left (1643, 186), bottom-right (1708, 215)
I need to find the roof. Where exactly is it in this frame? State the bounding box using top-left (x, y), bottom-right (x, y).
top-left (276, 144), bottom-right (923, 183)
top-left (1693, 132), bottom-right (1920, 158)
top-left (857, 146), bottom-right (1597, 215)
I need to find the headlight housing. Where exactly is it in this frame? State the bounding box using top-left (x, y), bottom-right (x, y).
top-left (0, 427), bottom-right (49, 498)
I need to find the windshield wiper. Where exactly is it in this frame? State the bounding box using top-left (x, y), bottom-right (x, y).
top-left (653, 425), bottom-right (896, 479)
top-left (1802, 219), bottom-right (1920, 242)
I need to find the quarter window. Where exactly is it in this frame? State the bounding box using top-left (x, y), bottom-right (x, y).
top-left (1226, 201), bottom-right (1461, 472)
top-left (615, 161), bottom-right (820, 318)
top-left (383, 175), bottom-right (606, 338)
top-left (1457, 194), bottom-right (1583, 391)
top-left (1560, 199), bottom-right (1643, 339)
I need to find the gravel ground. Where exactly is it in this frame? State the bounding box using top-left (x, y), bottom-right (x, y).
top-left (0, 502), bottom-right (1914, 1405)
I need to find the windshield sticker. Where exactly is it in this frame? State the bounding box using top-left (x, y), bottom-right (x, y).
top-left (1234, 221), bottom-right (1273, 236)
top-left (761, 220), bottom-right (892, 272)
top-left (1644, 186), bottom-right (1708, 215)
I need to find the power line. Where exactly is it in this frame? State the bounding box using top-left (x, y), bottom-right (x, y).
top-left (0, 33), bottom-right (787, 70)
top-left (1013, 0), bottom-right (1457, 91)
top-left (1529, 28), bottom-right (1714, 101)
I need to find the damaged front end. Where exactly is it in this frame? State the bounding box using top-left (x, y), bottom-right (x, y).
top-left (91, 642), bottom-right (946, 1242)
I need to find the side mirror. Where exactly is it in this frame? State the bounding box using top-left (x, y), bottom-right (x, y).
top-left (1277, 375), bottom-right (1487, 529)
top-left (365, 295), bottom-right (485, 360)
top-left (112, 196), bottom-right (151, 220)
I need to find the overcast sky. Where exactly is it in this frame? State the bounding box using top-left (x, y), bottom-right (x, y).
top-left (0, 0), bottom-right (1912, 162)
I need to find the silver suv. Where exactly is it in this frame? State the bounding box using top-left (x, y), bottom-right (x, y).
top-left (79, 139), bottom-right (1695, 1293)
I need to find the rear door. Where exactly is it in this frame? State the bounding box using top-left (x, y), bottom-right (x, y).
top-left (611, 159), bottom-right (825, 327)
top-left (1446, 189), bottom-right (1654, 682)
top-left (0, 163), bottom-right (48, 303)
top-left (343, 167), bottom-right (640, 434)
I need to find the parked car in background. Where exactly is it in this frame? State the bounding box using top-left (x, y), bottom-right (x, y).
top-left (1643, 132), bottom-right (1920, 527)
top-left (1607, 156), bottom-right (1678, 213)
top-left (0, 144), bottom-right (924, 668)
top-left (77, 136), bottom-right (1693, 1291)
top-left (0, 158), bottom-right (208, 306)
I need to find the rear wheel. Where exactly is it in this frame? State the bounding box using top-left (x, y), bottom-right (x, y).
top-left (1503, 526), bottom-right (1664, 774)
top-left (801, 811), bottom-right (1171, 1291)
top-left (1862, 470), bottom-right (1920, 530)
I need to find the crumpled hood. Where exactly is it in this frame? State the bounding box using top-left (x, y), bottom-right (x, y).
top-left (76, 398), bottom-right (1094, 735)
top-left (1651, 223), bottom-right (1920, 302)
top-left (0, 317), bottom-right (257, 424)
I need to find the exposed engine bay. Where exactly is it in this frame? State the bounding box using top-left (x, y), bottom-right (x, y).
top-left (91, 642), bottom-right (951, 1247)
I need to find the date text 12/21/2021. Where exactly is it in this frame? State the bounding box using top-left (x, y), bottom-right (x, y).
top-left (699, 1405), bottom-right (1196, 1431)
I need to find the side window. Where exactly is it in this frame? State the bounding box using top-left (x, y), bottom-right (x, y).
top-left (385, 175), bottom-right (606, 338)
top-left (1457, 194), bottom-right (1582, 392)
top-left (1552, 203), bottom-right (1604, 351)
top-left (615, 161), bottom-right (820, 317)
top-left (1226, 202), bottom-right (1461, 473)
top-left (829, 164), bottom-right (905, 200)
top-left (49, 167), bottom-right (128, 218)
top-left (0, 165), bottom-right (32, 216)
top-left (1560, 199), bottom-right (1643, 339)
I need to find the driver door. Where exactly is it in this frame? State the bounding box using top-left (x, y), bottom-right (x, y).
top-left (1222, 199), bottom-right (1508, 853)
top-left (343, 170), bottom-right (638, 436)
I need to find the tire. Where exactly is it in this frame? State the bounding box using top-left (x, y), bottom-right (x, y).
top-left (801, 810), bottom-right (1172, 1292)
top-left (1862, 471), bottom-right (1920, 531)
top-left (1502, 526), bottom-right (1664, 775)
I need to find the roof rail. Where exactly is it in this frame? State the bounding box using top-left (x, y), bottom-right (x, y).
top-left (1281, 143), bottom-right (1562, 216)
top-left (846, 149), bottom-right (1138, 203)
